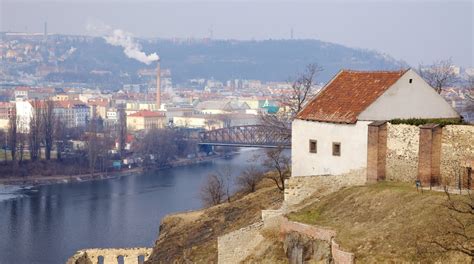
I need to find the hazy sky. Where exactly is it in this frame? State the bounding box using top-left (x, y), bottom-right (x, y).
top-left (1, 0), bottom-right (473, 67)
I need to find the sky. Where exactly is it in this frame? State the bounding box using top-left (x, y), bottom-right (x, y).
top-left (1, 0), bottom-right (473, 68)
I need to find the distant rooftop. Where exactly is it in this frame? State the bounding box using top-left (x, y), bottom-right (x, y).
top-left (128, 110), bottom-right (165, 118)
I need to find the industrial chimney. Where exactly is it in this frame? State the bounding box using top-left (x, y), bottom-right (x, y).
top-left (156, 59), bottom-right (161, 109)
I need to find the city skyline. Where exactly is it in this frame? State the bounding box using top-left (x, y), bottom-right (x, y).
top-left (1, 0), bottom-right (473, 68)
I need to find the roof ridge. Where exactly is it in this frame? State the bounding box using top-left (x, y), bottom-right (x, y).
top-left (340, 69), bottom-right (408, 74)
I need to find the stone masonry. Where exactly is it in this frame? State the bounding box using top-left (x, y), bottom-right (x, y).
top-left (280, 218), bottom-right (355, 264)
top-left (66, 247), bottom-right (152, 264)
top-left (385, 123), bottom-right (420, 182)
top-left (284, 170), bottom-right (366, 206)
top-left (379, 123), bottom-right (473, 187)
top-left (440, 125), bottom-right (474, 188)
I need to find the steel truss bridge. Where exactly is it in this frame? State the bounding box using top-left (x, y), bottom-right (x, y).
top-left (198, 125), bottom-right (291, 148)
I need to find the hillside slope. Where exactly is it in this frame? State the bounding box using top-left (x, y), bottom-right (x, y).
top-left (288, 182), bottom-right (473, 263)
top-left (145, 180), bottom-right (283, 263)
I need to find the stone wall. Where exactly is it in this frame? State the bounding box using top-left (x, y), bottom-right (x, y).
top-left (280, 218), bottom-right (354, 264)
top-left (280, 218), bottom-right (335, 242)
top-left (217, 222), bottom-right (265, 264)
top-left (284, 170), bottom-right (366, 206)
top-left (385, 123), bottom-right (473, 186)
top-left (67, 247), bottom-right (152, 264)
top-left (386, 123), bottom-right (420, 182)
top-left (331, 240), bottom-right (355, 264)
top-left (440, 125), bottom-right (474, 186)
top-left (283, 232), bottom-right (331, 264)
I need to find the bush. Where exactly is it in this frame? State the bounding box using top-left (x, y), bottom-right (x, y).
top-left (236, 165), bottom-right (264, 193)
top-left (389, 118), bottom-right (464, 127)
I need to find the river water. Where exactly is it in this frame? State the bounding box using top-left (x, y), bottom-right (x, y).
top-left (0, 149), bottom-right (264, 264)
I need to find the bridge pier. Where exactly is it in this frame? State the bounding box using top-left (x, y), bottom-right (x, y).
top-left (199, 144), bottom-right (214, 154)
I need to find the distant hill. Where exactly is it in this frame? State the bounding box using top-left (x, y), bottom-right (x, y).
top-left (145, 39), bottom-right (407, 83)
top-left (62, 37), bottom-right (407, 84)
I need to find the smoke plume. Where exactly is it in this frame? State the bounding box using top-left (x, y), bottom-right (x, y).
top-left (86, 21), bottom-right (159, 65)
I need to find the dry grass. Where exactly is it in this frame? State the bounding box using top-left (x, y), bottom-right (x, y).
top-left (146, 178), bottom-right (283, 264)
top-left (288, 182), bottom-right (472, 263)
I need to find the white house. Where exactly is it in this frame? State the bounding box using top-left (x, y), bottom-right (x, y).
top-left (292, 69), bottom-right (459, 177)
top-left (15, 100), bottom-right (34, 133)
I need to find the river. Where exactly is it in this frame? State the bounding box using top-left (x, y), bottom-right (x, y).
top-left (0, 149), bottom-right (265, 264)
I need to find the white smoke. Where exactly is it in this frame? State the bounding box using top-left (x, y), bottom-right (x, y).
top-left (86, 21), bottom-right (159, 65)
top-left (67, 47), bottom-right (76, 56)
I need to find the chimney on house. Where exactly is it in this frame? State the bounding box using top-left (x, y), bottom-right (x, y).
top-left (156, 60), bottom-right (161, 109)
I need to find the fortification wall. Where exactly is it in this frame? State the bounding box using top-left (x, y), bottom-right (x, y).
top-left (280, 218), bottom-right (355, 264)
top-left (384, 124), bottom-right (473, 185)
top-left (385, 123), bottom-right (420, 182)
top-left (440, 125), bottom-right (474, 186)
top-left (284, 169), bottom-right (366, 206)
top-left (66, 247), bottom-right (152, 264)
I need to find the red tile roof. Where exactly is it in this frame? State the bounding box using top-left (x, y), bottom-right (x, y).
top-left (296, 69), bottom-right (408, 123)
top-left (54, 100), bottom-right (88, 109)
top-left (128, 110), bottom-right (165, 118)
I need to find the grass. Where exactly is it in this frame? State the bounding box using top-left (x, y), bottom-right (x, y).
top-left (287, 182), bottom-right (472, 263)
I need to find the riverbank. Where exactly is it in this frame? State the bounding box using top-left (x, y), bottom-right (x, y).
top-left (0, 153), bottom-right (234, 187)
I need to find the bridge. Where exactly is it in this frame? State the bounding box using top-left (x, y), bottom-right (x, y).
top-left (198, 125), bottom-right (291, 148)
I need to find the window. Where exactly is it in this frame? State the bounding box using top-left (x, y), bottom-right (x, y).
top-left (409, 78), bottom-right (413, 84)
top-left (309, 140), bottom-right (317, 153)
top-left (332, 142), bottom-right (341, 156)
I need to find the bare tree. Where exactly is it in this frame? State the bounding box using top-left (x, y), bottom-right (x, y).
top-left (42, 99), bottom-right (55, 160)
top-left (117, 106), bottom-right (127, 158)
top-left (17, 132), bottom-right (26, 164)
top-left (86, 117), bottom-right (99, 175)
top-left (174, 128), bottom-right (197, 158)
top-left (289, 63), bottom-right (323, 115)
top-left (418, 59), bottom-right (457, 94)
top-left (54, 116), bottom-right (67, 161)
top-left (236, 165), bottom-right (264, 193)
top-left (204, 116), bottom-right (220, 130)
top-left (264, 147), bottom-right (291, 191)
top-left (0, 129), bottom-right (7, 162)
top-left (200, 172), bottom-right (226, 206)
top-left (430, 188), bottom-right (473, 260)
top-left (260, 63), bottom-right (322, 130)
top-left (7, 105), bottom-right (18, 162)
top-left (136, 128), bottom-right (178, 168)
top-left (28, 100), bottom-right (42, 161)
top-left (220, 166), bottom-right (232, 203)
top-left (463, 77), bottom-right (474, 115)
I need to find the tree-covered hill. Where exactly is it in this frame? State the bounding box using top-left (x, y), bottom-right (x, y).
top-left (62, 37), bottom-right (407, 84)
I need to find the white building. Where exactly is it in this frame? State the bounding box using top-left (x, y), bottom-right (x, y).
top-left (15, 100), bottom-right (34, 133)
top-left (54, 100), bottom-right (90, 128)
top-left (195, 100), bottom-right (250, 115)
top-left (292, 69), bottom-right (459, 177)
